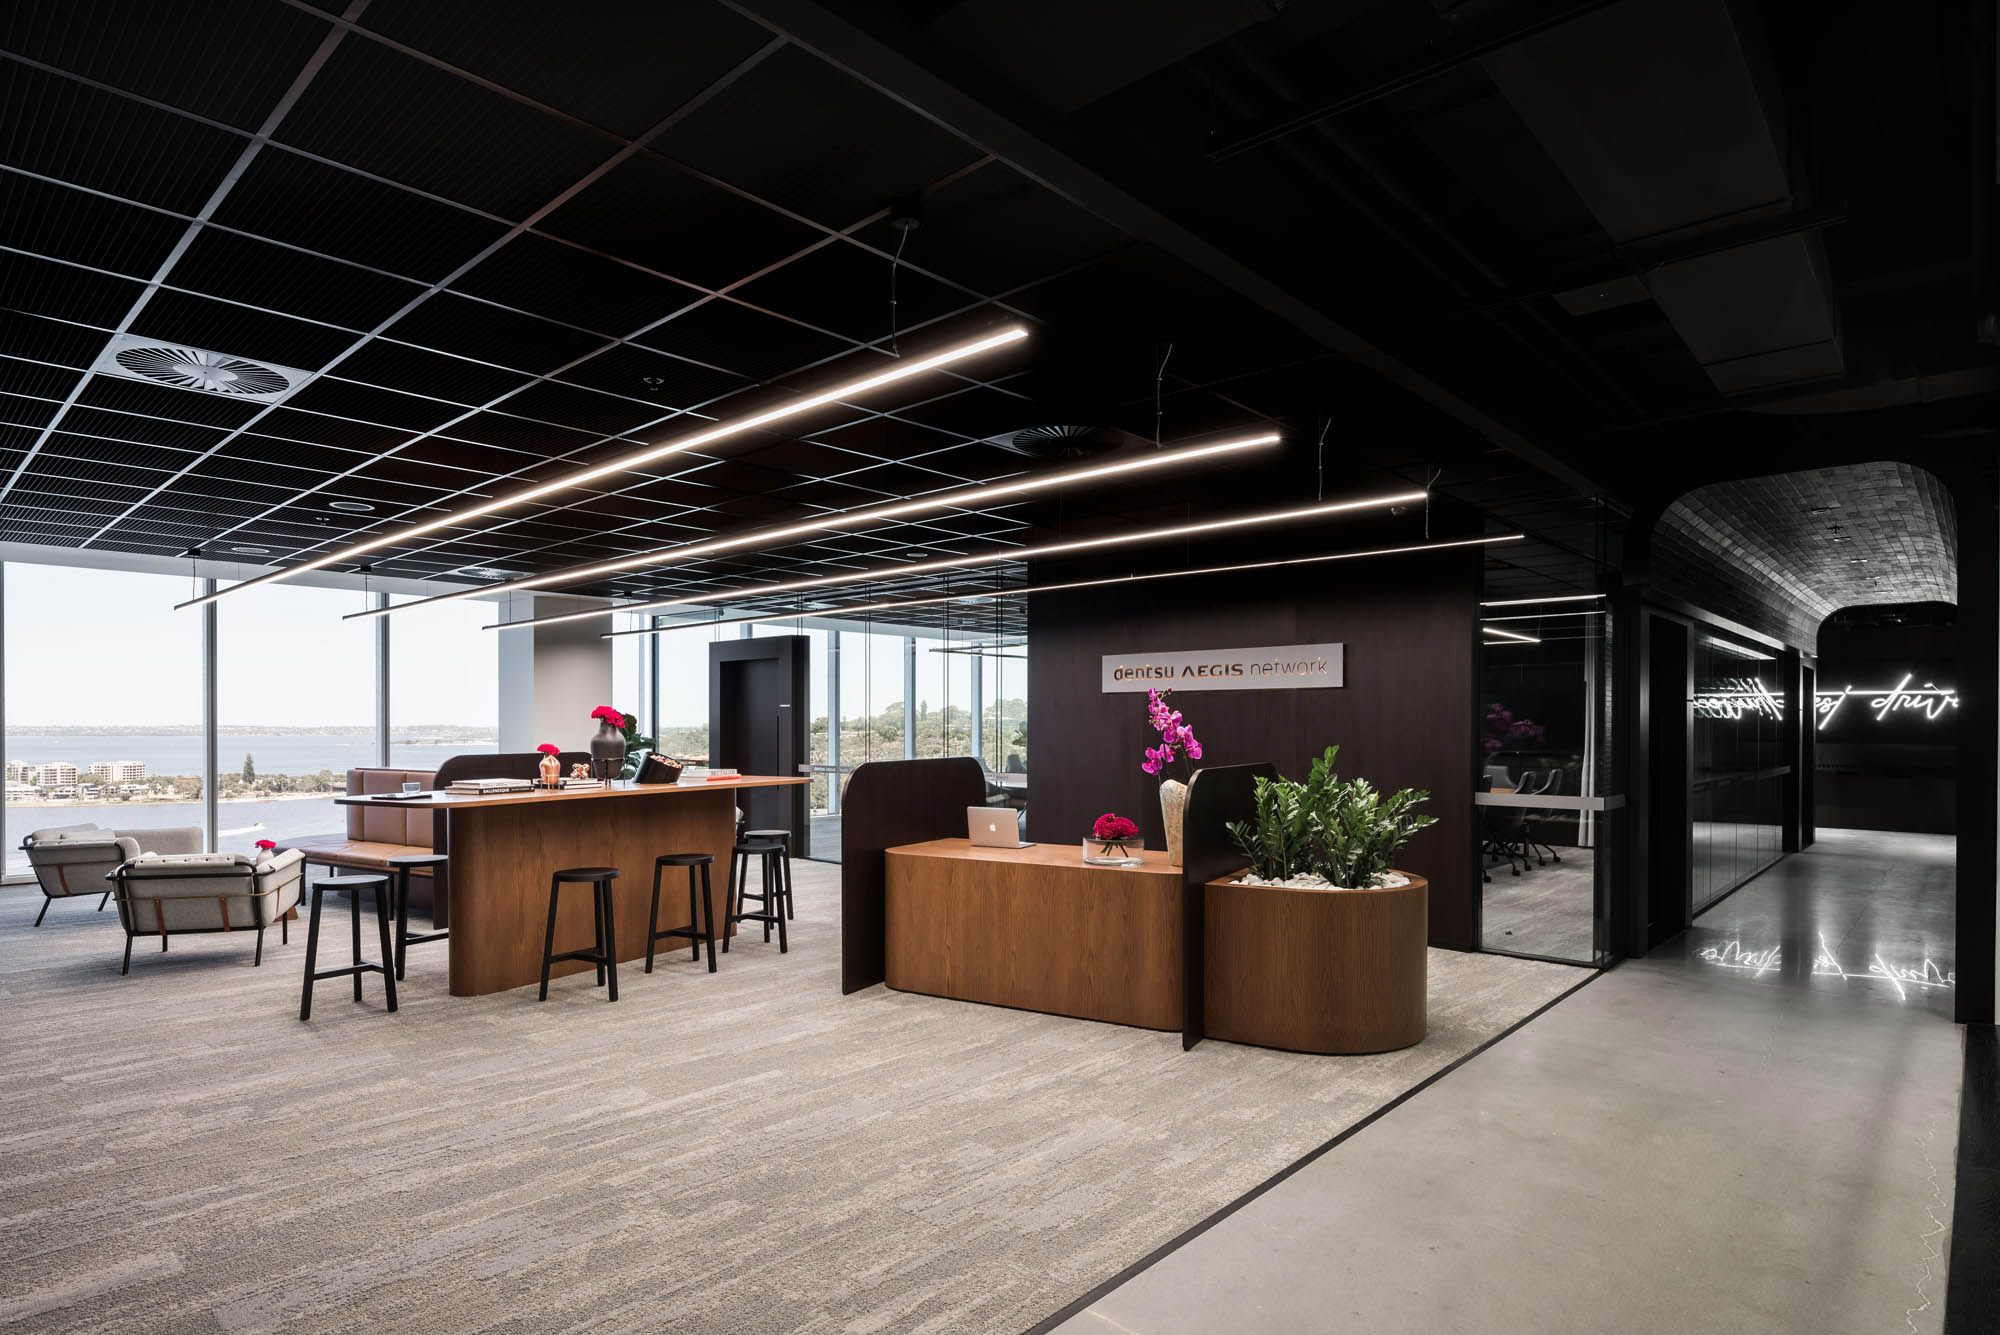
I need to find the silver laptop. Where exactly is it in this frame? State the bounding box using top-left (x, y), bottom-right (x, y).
top-left (967, 807), bottom-right (1030, 849)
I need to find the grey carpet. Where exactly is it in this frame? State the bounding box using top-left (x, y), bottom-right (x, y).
top-left (1481, 848), bottom-right (1596, 961)
top-left (0, 863), bottom-right (1584, 1334)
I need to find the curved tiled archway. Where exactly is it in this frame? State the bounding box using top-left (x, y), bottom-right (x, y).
top-left (1649, 461), bottom-right (1957, 651)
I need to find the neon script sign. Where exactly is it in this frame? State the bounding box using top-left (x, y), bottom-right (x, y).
top-left (1692, 672), bottom-right (1960, 729)
top-left (1813, 674), bottom-right (1958, 730)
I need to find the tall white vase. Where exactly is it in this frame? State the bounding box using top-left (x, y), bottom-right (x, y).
top-left (1160, 778), bottom-right (1188, 867)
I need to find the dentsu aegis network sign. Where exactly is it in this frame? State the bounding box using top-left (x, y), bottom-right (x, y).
top-left (1102, 643), bottom-right (1344, 693)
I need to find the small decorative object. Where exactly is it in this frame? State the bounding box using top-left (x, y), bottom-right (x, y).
top-left (634, 753), bottom-right (685, 785)
top-left (253, 838), bottom-right (276, 864)
top-left (568, 762), bottom-right (592, 781)
top-left (536, 743), bottom-right (561, 788)
top-left (588, 706), bottom-right (625, 782)
top-left (1141, 688), bottom-right (1204, 866)
top-left (1083, 812), bottom-right (1143, 866)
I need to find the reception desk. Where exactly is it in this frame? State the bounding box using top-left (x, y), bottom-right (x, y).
top-left (336, 777), bottom-right (806, 996)
top-left (885, 839), bottom-right (1183, 1030)
top-left (882, 837), bottom-right (1428, 1052)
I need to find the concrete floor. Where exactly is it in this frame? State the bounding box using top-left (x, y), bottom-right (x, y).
top-left (1053, 828), bottom-right (1963, 1335)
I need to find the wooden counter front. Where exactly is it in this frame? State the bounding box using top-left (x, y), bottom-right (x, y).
top-left (884, 839), bottom-right (1182, 1030)
top-left (338, 777), bottom-right (806, 996)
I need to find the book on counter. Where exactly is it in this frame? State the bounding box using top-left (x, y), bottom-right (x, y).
top-left (447, 777), bottom-right (534, 794)
top-left (677, 766), bottom-right (740, 783)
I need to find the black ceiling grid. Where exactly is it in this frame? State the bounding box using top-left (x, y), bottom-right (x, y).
top-left (6, 0), bottom-right (1889, 622)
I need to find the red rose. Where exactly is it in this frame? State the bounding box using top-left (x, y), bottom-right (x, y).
top-left (537, 743), bottom-right (560, 755)
top-left (255, 839), bottom-right (276, 851)
top-left (1092, 813), bottom-right (1138, 841)
top-left (590, 706), bottom-right (626, 729)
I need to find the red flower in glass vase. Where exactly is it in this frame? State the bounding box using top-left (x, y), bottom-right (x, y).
top-left (1092, 813), bottom-right (1138, 841)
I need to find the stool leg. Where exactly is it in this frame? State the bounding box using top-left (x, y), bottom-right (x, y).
top-left (600, 882), bottom-right (619, 1003)
top-left (686, 867), bottom-right (699, 963)
top-left (700, 862), bottom-right (716, 973)
top-left (539, 877), bottom-right (559, 1001)
top-left (254, 926), bottom-right (264, 967)
top-left (375, 881), bottom-right (398, 1014)
top-left (394, 870), bottom-right (410, 981)
top-left (723, 851), bottom-right (738, 953)
top-left (771, 852), bottom-right (788, 954)
top-left (349, 887), bottom-right (364, 1002)
top-left (645, 862), bottom-right (663, 974)
top-left (300, 887), bottom-right (324, 1021)
top-left (782, 847), bottom-right (795, 920)
top-left (592, 883), bottom-right (607, 987)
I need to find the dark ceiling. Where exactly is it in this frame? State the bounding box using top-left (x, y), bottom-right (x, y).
top-left (0, 0), bottom-right (1990, 623)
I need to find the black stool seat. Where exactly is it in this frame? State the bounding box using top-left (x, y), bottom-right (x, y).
top-left (742, 830), bottom-right (797, 921)
top-left (300, 873), bottom-right (396, 1021)
top-left (726, 840), bottom-right (790, 954)
top-left (385, 853), bottom-right (450, 981)
top-left (540, 867), bottom-right (621, 1002)
top-left (647, 852), bottom-right (717, 974)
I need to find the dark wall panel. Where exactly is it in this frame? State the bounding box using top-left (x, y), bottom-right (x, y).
top-left (1814, 621), bottom-right (1957, 835)
top-left (1027, 547), bottom-right (1480, 948)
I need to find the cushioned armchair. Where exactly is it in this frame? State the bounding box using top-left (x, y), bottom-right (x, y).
top-left (21, 822), bottom-right (203, 925)
top-left (111, 849), bottom-right (305, 974)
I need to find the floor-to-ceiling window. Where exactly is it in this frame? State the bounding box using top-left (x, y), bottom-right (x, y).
top-left (652, 620), bottom-right (717, 762)
top-left (215, 583), bottom-right (376, 851)
top-left (389, 598), bottom-right (498, 768)
top-left (2, 563), bottom-right (204, 877)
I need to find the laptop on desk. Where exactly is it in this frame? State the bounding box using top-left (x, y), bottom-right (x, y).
top-left (966, 807), bottom-right (1031, 849)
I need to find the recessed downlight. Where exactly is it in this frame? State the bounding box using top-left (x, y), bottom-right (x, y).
top-left (326, 500), bottom-right (376, 513)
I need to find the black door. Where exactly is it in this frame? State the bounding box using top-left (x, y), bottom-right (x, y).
top-left (709, 636), bottom-right (810, 852)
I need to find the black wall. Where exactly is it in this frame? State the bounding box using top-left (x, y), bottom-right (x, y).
top-left (1814, 619), bottom-right (1957, 835)
top-left (1027, 546), bottom-right (1480, 948)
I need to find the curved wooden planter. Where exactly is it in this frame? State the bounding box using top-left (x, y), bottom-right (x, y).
top-left (1204, 871), bottom-right (1428, 1054)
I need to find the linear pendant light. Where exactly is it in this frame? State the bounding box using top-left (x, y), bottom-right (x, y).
top-left (173, 325), bottom-right (1031, 611)
top-left (483, 489), bottom-right (1431, 631)
top-left (599, 533), bottom-right (1526, 638)
top-left (339, 431), bottom-right (1281, 622)
top-left (1479, 593), bottom-right (1602, 607)
top-left (1482, 625), bottom-right (1541, 643)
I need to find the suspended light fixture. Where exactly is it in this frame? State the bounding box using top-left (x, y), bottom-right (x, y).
top-left (340, 431), bottom-right (1282, 622)
top-left (599, 533), bottom-right (1525, 638)
top-left (1479, 593), bottom-right (1602, 608)
top-left (173, 325), bottom-right (1031, 611)
top-left (488, 489), bottom-right (1432, 631)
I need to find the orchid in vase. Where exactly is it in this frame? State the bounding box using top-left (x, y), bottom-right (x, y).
top-left (1141, 689), bottom-right (1203, 866)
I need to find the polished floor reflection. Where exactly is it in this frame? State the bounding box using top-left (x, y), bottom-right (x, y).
top-left (1659, 826), bottom-right (1956, 1018)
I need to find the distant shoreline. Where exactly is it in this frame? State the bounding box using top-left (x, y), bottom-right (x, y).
top-left (9, 791), bottom-right (334, 809)
top-left (7, 726), bottom-right (499, 739)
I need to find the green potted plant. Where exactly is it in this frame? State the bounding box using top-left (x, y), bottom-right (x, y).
top-left (1224, 746), bottom-right (1435, 889)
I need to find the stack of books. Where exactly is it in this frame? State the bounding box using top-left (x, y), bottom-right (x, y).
top-left (447, 777), bottom-right (534, 795)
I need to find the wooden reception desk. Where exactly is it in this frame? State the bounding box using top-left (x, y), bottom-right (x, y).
top-left (336, 777), bottom-right (806, 996)
top-left (884, 839), bottom-right (1184, 1030)
top-left (883, 838), bottom-right (1429, 1052)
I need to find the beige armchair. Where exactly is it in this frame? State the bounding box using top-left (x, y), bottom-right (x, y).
top-left (111, 849), bottom-right (305, 974)
top-left (21, 822), bottom-right (203, 925)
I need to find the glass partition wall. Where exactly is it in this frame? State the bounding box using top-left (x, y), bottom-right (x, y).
top-left (2, 560), bottom-right (502, 879)
top-left (1477, 595), bottom-right (1616, 965)
top-left (1690, 633), bottom-right (1785, 911)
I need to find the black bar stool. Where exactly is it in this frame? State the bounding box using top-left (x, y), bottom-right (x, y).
top-left (539, 867), bottom-right (620, 1002)
top-left (300, 873), bottom-right (396, 1021)
top-left (742, 828), bottom-right (796, 920)
top-left (646, 853), bottom-right (716, 974)
top-left (386, 853), bottom-right (450, 980)
top-left (725, 839), bottom-right (788, 954)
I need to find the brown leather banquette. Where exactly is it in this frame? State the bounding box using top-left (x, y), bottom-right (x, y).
top-left (285, 753), bottom-right (589, 928)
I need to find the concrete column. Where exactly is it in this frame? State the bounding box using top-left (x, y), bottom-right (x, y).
top-left (497, 595), bottom-right (615, 754)
top-left (903, 636), bottom-right (917, 759)
top-left (827, 630), bottom-right (841, 814)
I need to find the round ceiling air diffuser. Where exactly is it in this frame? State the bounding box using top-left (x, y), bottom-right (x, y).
top-left (996, 424), bottom-right (1126, 460)
top-left (112, 345), bottom-right (291, 396)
